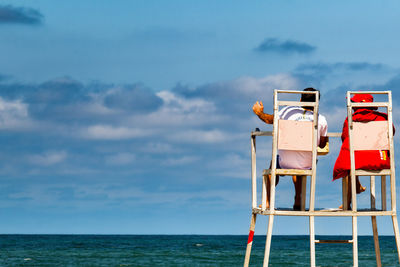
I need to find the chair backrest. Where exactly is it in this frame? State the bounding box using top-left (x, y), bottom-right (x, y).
top-left (278, 120), bottom-right (313, 151)
top-left (353, 121), bottom-right (389, 150)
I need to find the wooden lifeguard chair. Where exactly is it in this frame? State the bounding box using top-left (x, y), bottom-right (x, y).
top-left (243, 90), bottom-right (400, 267)
top-left (244, 89), bottom-right (320, 266)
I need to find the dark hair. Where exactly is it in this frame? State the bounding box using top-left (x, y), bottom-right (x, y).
top-left (300, 87), bottom-right (320, 103)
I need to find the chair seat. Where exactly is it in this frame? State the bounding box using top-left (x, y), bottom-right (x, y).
top-left (263, 168), bottom-right (312, 176)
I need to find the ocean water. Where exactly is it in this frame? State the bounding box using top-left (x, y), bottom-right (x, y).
top-left (0, 235), bottom-right (398, 266)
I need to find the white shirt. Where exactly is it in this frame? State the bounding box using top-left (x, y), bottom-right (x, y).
top-left (277, 106), bottom-right (328, 169)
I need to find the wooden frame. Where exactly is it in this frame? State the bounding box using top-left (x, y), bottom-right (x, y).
top-left (244, 90), bottom-right (400, 267)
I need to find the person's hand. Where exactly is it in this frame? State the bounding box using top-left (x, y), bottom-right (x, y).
top-left (252, 101), bottom-right (264, 115)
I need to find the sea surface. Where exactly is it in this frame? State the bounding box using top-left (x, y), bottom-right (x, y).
top-left (0, 235), bottom-right (398, 266)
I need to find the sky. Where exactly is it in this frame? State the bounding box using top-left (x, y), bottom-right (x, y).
top-left (1, 0), bottom-right (400, 236)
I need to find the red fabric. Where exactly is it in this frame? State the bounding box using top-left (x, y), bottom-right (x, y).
top-left (332, 108), bottom-right (393, 180)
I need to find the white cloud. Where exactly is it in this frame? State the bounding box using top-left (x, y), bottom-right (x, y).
top-left (157, 90), bottom-right (216, 112)
top-left (162, 155), bottom-right (199, 166)
top-left (0, 97), bottom-right (31, 129)
top-left (142, 142), bottom-right (179, 154)
top-left (28, 151), bottom-right (67, 166)
top-left (233, 73), bottom-right (299, 94)
top-left (170, 129), bottom-right (228, 143)
top-left (105, 152), bottom-right (136, 165)
top-left (82, 125), bottom-right (145, 140)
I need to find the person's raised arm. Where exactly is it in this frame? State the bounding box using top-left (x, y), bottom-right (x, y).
top-left (252, 101), bottom-right (274, 124)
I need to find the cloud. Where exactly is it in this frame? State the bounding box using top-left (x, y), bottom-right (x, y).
top-left (0, 5), bottom-right (43, 25)
top-left (162, 155), bottom-right (199, 166)
top-left (296, 62), bottom-right (386, 74)
top-left (170, 129), bottom-right (228, 144)
top-left (255, 38), bottom-right (316, 54)
top-left (82, 125), bottom-right (146, 140)
top-left (28, 151), bottom-right (67, 166)
top-left (105, 153), bottom-right (136, 165)
top-left (173, 73), bottom-right (300, 117)
top-left (141, 143), bottom-right (178, 154)
top-left (103, 84), bottom-right (163, 113)
top-left (0, 96), bottom-right (30, 129)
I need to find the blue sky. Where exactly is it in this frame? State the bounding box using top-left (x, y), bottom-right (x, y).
top-left (1, 0), bottom-right (400, 235)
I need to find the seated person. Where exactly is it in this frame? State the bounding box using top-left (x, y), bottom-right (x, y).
top-left (253, 88), bottom-right (328, 210)
top-left (333, 93), bottom-right (394, 209)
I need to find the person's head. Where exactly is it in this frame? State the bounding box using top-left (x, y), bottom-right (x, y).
top-left (350, 93), bottom-right (377, 110)
top-left (300, 87), bottom-right (320, 110)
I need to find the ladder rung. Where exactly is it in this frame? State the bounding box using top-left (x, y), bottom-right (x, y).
top-left (315, 240), bottom-right (353, 244)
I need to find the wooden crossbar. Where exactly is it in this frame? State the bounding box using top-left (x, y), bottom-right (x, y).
top-left (315, 240), bottom-right (353, 244)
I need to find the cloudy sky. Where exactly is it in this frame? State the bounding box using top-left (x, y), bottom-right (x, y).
top-left (1, 0), bottom-right (400, 235)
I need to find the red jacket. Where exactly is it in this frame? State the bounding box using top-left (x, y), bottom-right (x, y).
top-left (333, 108), bottom-right (393, 180)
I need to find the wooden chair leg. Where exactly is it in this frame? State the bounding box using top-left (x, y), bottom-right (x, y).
top-left (263, 215), bottom-right (275, 267)
top-left (309, 216), bottom-right (315, 267)
top-left (262, 175), bottom-right (267, 211)
top-left (381, 175), bottom-right (386, 211)
top-left (370, 175), bottom-right (376, 209)
top-left (371, 216), bottom-right (381, 267)
top-left (301, 176), bottom-right (307, 211)
top-left (370, 175), bottom-right (382, 266)
top-left (342, 176), bottom-right (349, 211)
top-left (392, 215), bottom-right (400, 264)
top-left (244, 213), bottom-right (257, 267)
top-left (352, 216), bottom-right (358, 267)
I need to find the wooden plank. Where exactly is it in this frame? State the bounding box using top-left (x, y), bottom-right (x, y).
top-left (276, 90), bottom-right (317, 94)
top-left (253, 208), bottom-right (395, 217)
top-left (278, 100), bottom-right (317, 107)
top-left (388, 91), bottom-right (397, 212)
top-left (355, 170), bottom-right (391, 176)
top-left (278, 120), bottom-right (313, 151)
top-left (371, 216), bottom-right (381, 267)
top-left (251, 136), bottom-right (257, 209)
top-left (351, 102), bottom-right (389, 108)
top-left (342, 176), bottom-right (348, 211)
top-left (349, 91), bottom-right (391, 94)
top-left (315, 240), bottom-right (352, 244)
top-left (371, 176), bottom-right (376, 209)
top-left (310, 216), bottom-right (316, 267)
top-left (269, 90), bottom-right (279, 212)
top-left (348, 91), bottom-right (358, 212)
top-left (251, 131), bottom-right (341, 137)
top-left (381, 176), bottom-right (386, 211)
top-left (263, 215), bottom-right (274, 267)
top-left (327, 132), bottom-right (342, 137)
top-left (251, 131), bottom-right (272, 137)
top-left (263, 169), bottom-right (312, 176)
top-left (261, 175), bottom-right (267, 211)
top-left (353, 121), bottom-right (389, 150)
top-left (392, 215), bottom-right (400, 264)
top-left (301, 176), bottom-right (307, 211)
top-left (353, 216), bottom-right (359, 267)
top-left (309, 92), bottom-right (318, 213)
top-left (244, 214), bottom-right (257, 267)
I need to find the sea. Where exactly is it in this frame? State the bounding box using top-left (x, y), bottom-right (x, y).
top-left (0, 235), bottom-right (398, 266)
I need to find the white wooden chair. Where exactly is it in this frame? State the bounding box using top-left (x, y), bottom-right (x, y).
top-left (340, 91), bottom-right (400, 267)
top-left (244, 90), bottom-right (400, 267)
top-left (244, 89), bottom-right (320, 267)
